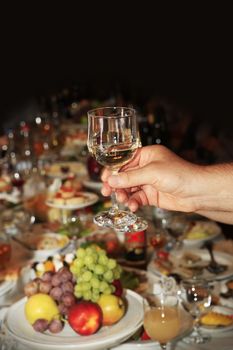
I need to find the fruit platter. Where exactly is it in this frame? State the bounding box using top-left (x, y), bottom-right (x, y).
top-left (3, 245), bottom-right (144, 350)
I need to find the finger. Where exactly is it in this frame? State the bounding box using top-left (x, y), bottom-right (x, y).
top-left (115, 189), bottom-right (129, 203)
top-left (101, 168), bottom-right (112, 182)
top-left (101, 182), bottom-right (112, 196)
top-left (108, 163), bottom-right (156, 189)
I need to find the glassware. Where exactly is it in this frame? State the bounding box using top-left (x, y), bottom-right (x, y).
top-left (180, 278), bottom-right (212, 344)
top-left (0, 228), bottom-right (11, 268)
top-left (143, 290), bottom-right (180, 349)
top-left (87, 107), bottom-right (140, 230)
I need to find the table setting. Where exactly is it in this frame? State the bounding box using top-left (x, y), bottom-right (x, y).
top-left (0, 106), bottom-right (233, 350)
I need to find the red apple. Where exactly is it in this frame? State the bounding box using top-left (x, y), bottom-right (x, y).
top-left (68, 301), bottom-right (103, 336)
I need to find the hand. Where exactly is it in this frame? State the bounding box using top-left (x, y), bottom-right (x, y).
top-left (101, 145), bottom-right (201, 213)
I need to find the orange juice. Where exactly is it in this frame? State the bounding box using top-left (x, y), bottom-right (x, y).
top-left (144, 306), bottom-right (180, 344)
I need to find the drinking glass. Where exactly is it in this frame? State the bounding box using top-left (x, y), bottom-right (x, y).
top-left (87, 107), bottom-right (140, 230)
top-left (143, 292), bottom-right (180, 349)
top-left (180, 278), bottom-right (211, 344)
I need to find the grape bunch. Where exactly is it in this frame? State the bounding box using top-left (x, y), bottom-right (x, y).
top-left (70, 246), bottom-right (122, 303)
top-left (24, 266), bottom-right (76, 318)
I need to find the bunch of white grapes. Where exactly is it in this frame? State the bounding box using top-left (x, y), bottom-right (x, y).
top-left (70, 246), bottom-right (122, 302)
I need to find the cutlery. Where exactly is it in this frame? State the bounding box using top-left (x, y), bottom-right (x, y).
top-left (204, 241), bottom-right (227, 274)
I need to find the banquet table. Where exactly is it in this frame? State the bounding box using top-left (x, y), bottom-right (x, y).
top-left (1, 240), bottom-right (233, 350)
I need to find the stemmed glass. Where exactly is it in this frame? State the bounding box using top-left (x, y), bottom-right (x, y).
top-left (87, 107), bottom-right (140, 230)
top-left (143, 291), bottom-right (181, 349)
top-left (180, 278), bottom-right (212, 344)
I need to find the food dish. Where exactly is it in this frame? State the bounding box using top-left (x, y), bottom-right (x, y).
top-left (147, 248), bottom-right (233, 281)
top-left (18, 233), bottom-right (70, 261)
top-left (46, 192), bottom-right (99, 210)
top-left (200, 306), bottom-right (233, 333)
top-left (4, 290), bottom-right (144, 350)
top-left (46, 162), bottom-right (87, 179)
top-left (183, 220), bottom-right (222, 248)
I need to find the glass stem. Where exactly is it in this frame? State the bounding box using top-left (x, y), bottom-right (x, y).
top-left (109, 169), bottom-right (119, 215)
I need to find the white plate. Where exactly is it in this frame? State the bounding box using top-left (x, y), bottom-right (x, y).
top-left (0, 280), bottom-right (15, 298)
top-left (111, 307), bottom-right (193, 349)
top-left (4, 290), bottom-right (144, 350)
top-left (183, 220), bottom-right (222, 248)
top-left (46, 192), bottom-right (99, 210)
top-left (83, 180), bottom-right (102, 191)
top-left (148, 248), bottom-right (233, 281)
top-left (200, 305), bottom-right (233, 333)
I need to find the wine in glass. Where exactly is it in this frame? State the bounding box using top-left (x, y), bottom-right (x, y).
top-left (144, 292), bottom-right (181, 349)
top-left (180, 278), bottom-right (212, 344)
top-left (87, 107), bottom-right (140, 230)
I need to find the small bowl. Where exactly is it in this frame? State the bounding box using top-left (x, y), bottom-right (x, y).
top-left (183, 220), bottom-right (222, 248)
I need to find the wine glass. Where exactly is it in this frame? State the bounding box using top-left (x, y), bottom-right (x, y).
top-left (143, 291), bottom-right (181, 349)
top-left (87, 107), bottom-right (140, 230)
top-left (180, 278), bottom-right (212, 344)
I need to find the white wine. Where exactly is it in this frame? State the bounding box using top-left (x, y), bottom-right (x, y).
top-left (91, 145), bottom-right (137, 168)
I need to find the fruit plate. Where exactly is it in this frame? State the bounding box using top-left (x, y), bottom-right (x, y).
top-left (0, 280), bottom-right (15, 298)
top-left (46, 192), bottom-right (99, 210)
top-left (4, 290), bottom-right (144, 350)
top-left (46, 162), bottom-right (87, 179)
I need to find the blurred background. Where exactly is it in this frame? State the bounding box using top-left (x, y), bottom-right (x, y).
top-left (1, 1), bottom-right (233, 164)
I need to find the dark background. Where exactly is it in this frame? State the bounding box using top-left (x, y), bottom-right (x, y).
top-left (1, 2), bottom-right (233, 129)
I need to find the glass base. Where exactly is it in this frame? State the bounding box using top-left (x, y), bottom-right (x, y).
top-left (93, 210), bottom-right (137, 230)
top-left (182, 331), bottom-right (210, 344)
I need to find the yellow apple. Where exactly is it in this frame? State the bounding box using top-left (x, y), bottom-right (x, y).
top-left (98, 294), bottom-right (125, 326)
top-left (25, 293), bottom-right (60, 324)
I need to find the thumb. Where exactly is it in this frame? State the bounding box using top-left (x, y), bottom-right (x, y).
top-left (108, 163), bottom-right (156, 188)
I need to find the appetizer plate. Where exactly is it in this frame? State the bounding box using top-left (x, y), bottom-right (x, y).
top-left (200, 305), bottom-right (233, 334)
top-left (183, 220), bottom-right (222, 248)
top-left (46, 162), bottom-right (87, 179)
top-left (4, 290), bottom-right (144, 350)
top-left (148, 248), bottom-right (233, 281)
top-left (46, 192), bottom-right (99, 210)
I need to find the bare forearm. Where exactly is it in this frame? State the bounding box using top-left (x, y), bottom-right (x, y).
top-left (193, 163), bottom-right (233, 214)
top-left (196, 210), bottom-right (233, 225)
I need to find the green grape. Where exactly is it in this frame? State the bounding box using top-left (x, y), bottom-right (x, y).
top-left (86, 247), bottom-right (95, 255)
top-left (83, 290), bottom-right (92, 301)
top-left (113, 270), bottom-right (121, 280)
top-left (98, 248), bottom-right (106, 256)
top-left (111, 285), bottom-right (116, 293)
top-left (82, 271), bottom-right (93, 282)
top-left (74, 291), bottom-right (83, 299)
top-left (70, 264), bottom-right (77, 275)
top-left (82, 282), bottom-right (91, 291)
top-left (76, 248), bottom-right (86, 258)
top-left (88, 263), bottom-right (96, 271)
top-left (73, 259), bottom-right (85, 269)
top-left (91, 277), bottom-right (100, 289)
top-left (75, 283), bottom-right (83, 292)
top-left (103, 287), bottom-right (112, 295)
top-left (94, 264), bottom-right (105, 275)
top-left (108, 259), bottom-right (117, 270)
top-left (84, 255), bottom-right (94, 266)
top-left (98, 254), bottom-right (108, 265)
top-left (99, 281), bottom-right (109, 292)
top-left (92, 293), bottom-right (100, 303)
top-left (103, 270), bottom-right (113, 282)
